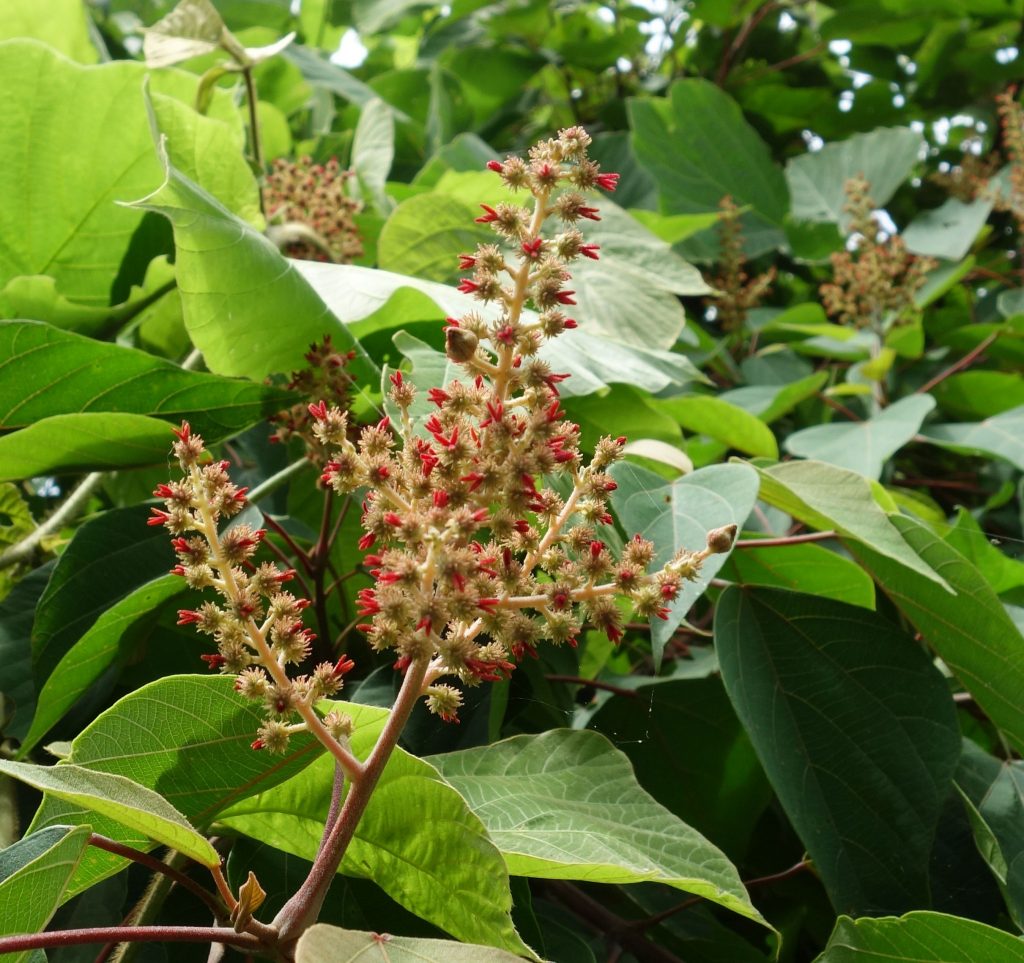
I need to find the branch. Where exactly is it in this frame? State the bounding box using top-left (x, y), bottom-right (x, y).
top-left (0, 927), bottom-right (263, 955)
top-left (734, 531), bottom-right (837, 549)
top-left (916, 331), bottom-right (999, 395)
top-left (545, 675), bottom-right (640, 699)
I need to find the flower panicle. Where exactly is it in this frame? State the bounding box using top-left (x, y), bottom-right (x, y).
top-left (153, 421), bottom-right (354, 754)
top-left (305, 127), bottom-right (735, 723)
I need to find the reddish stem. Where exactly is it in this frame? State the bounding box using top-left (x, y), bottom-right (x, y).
top-left (734, 531), bottom-right (837, 548)
top-left (0, 927), bottom-right (263, 955)
top-left (545, 675), bottom-right (640, 699)
top-left (916, 331), bottom-right (999, 395)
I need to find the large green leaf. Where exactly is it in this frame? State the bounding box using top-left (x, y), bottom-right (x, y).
top-left (719, 371), bottom-right (829, 424)
top-left (956, 738), bottom-right (1024, 929)
top-left (0, 825), bottom-right (92, 962)
top-left (129, 137), bottom-right (379, 386)
top-left (722, 541), bottom-right (876, 608)
top-left (0, 759), bottom-right (218, 867)
top-left (31, 506), bottom-right (172, 683)
top-left (0, 40), bottom-right (256, 307)
top-left (218, 701), bottom-right (532, 958)
top-left (0, 412), bottom-right (175, 480)
top-left (0, 564), bottom-right (51, 741)
top-left (0, 0), bottom-right (97, 62)
top-left (301, 263), bottom-right (708, 398)
top-left (296, 925), bottom-right (529, 963)
top-left (588, 677), bottom-right (772, 860)
top-left (659, 395), bottom-right (780, 458)
top-left (629, 79), bottom-right (788, 259)
top-left (784, 395), bottom-right (936, 480)
top-left (786, 127), bottom-right (923, 226)
top-left (431, 729), bottom-right (767, 927)
top-left (28, 675), bottom-right (322, 897)
top-left (942, 509), bottom-right (1024, 596)
top-left (922, 405), bottom-right (1024, 472)
top-left (20, 576), bottom-right (186, 757)
top-left (716, 586), bottom-right (960, 915)
top-left (609, 461), bottom-right (760, 664)
top-left (351, 97), bottom-right (396, 215)
top-left (846, 515), bottom-right (1024, 754)
top-left (932, 371), bottom-right (1024, 420)
top-left (815, 911), bottom-right (1024, 962)
top-left (903, 197), bottom-right (993, 260)
top-left (0, 321), bottom-right (291, 437)
top-left (754, 460), bottom-right (948, 588)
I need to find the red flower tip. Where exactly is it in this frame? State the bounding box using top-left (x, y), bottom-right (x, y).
top-left (333, 654), bottom-right (356, 676)
top-left (580, 243), bottom-right (600, 260)
top-left (389, 370), bottom-right (403, 387)
top-left (358, 532), bottom-right (377, 551)
top-left (478, 597), bottom-right (500, 613)
top-left (416, 616), bottom-right (433, 634)
top-left (607, 625), bottom-right (623, 644)
top-left (234, 487), bottom-right (249, 503)
top-left (427, 387), bottom-right (450, 407)
top-left (200, 653), bottom-right (226, 670)
top-left (173, 421), bottom-right (192, 442)
top-left (495, 324), bottom-right (516, 345)
top-left (521, 238), bottom-right (544, 259)
top-left (433, 490), bottom-right (449, 508)
top-left (590, 540), bottom-right (604, 559)
top-left (554, 290), bottom-right (577, 305)
top-left (308, 400), bottom-right (328, 420)
top-left (471, 508), bottom-right (490, 523)
top-left (655, 606), bottom-right (671, 620)
top-left (475, 204), bottom-right (498, 223)
top-left (383, 512), bottom-right (403, 527)
top-left (486, 160), bottom-right (504, 173)
top-left (250, 739), bottom-right (264, 751)
top-left (461, 471), bottom-right (485, 492)
top-left (458, 253), bottom-right (477, 270)
top-left (147, 508), bottom-right (171, 527)
top-left (275, 568), bottom-right (296, 583)
top-left (596, 172), bottom-right (620, 192)
top-left (616, 435), bottom-right (627, 445)
top-left (457, 279), bottom-right (480, 295)
top-left (513, 519), bottom-right (531, 534)
top-left (444, 316), bottom-right (461, 329)
top-left (393, 655), bottom-right (412, 673)
top-left (578, 206), bottom-right (601, 221)
top-left (153, 483), bottom-right (175, 499)
top-left (377, 415), bottom-right (391, 431)
top-left (177, 609), bottom-right (203, 626)
top-left (170, 565), bottom-right (187, 577)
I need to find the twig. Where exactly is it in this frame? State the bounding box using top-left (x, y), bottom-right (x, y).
top-left (0, 927), bottom-right (263, 955)
top-left (916, 331), bottom-right (999, 395)
top-left (545, 675), bottom-right (640, 699)
top-left (818, 394), bottom-right (864, 421)
top-left (715, 1), bottom-right (779, 86)
top-left (0, 471), bottom-right (105, 570)
top-left (734, 531), bottom-right (837, 549)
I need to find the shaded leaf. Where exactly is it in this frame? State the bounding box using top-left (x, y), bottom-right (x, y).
top-left (846, 514), bottom-right (1024, 754)
top-left (0, 759), bottom-right (218, 867)
top-left (609, 461), bottom-right (760, 664)
top-left (815, 911), bottom-right (1024, 962)
top-left (716, 586), bottom-right (960, 915)
top-left (784, 395), bottom-right (935, 480)
top-left (903, 197), bottom-right (993, 260)
top-left (0, 825), bottom-right (92, 961)
top-left (432, 729), bottom-right (767, 927)
top-left (923, 405), bottom-right (1024, 472)
top-left (0, 564), bottom-right (51, 740)
top-left (142, 0), bottom-right (225, 67)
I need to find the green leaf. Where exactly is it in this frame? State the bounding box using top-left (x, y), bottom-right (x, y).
top-left (942, 509), bottom-right (1024, 596)
top-left (218, 701), bottom-right (532, 958)
top-left (0, 564), bottom-right (51, 740)
top-left (296, 925), bottom-right (530, 963)
top-left (129, 134), bottom-right (378, 386)
top-left (0, 759), bottom-right (218, 867)
top-left (300, 264), bottom-right (707, 398)
top-left (28, 675), bottom-right (322, 898)
top-left (932, 371), bottom-right (1024, 420)
top-left (723, 541), bottom-right (876, 608)
top-left (716, 586), bottom-right (960, 914)
top-left (0, 825), bottom-right (92, 961)
top-left (659, 395), bottom-right (779, 458)
top-left (718, 371), bottom-right (829, 424)
top-left (431, 729), bottom-right (768, 927)
top-left (903, 197), bottom-right (993, 260)
top-left (0, 412), bottom-right (176, 480)
top-left (0, 0), bottom-right (97, 62)
top-left (846, 514), bottom-right (1024, 754)
top-left (784, 395), bottom-right (936, 480)
top-left (815, 911), bottom-right (1024, 962)
top-left (629, 80), bottom-right (788, 258)
top-left (20, 576), bottom-right (186, 756)
top-left (609, 461), bottom-right (760, 664)
top-left (956, 738), bottom-right (1024, 929)
top-left (31, 507), bottom-right (171, 683)
top-left (754, 460), bottom-right (949, 588)
top-left (785, 127), bottom-right (923, 227)
top-left (0, 40), bottom-right (256, 307)
top-left (141, 0), bottom-right (226, 67)
top-left (351, 98), bottom-right (396, 215)
top-left (0, 321), bottom-right (291, 438)
top-left (923, 404), bottom-right (1024, 471)
top-left (588, 677), bottom-right (773, 860)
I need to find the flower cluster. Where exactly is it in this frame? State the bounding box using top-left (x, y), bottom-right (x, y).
top-left (707, 195), bottom-right (775, 333)
top-left (264, 156), bottom-right (363, 263)
top-left (309, 127), bottom-right (734, 723)
top-left (150, 423), bottom-right (355, 754)
top-left (270, 335), bottom-right (357, 464)
top-left (820, 175), bottom-right (935, 330)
